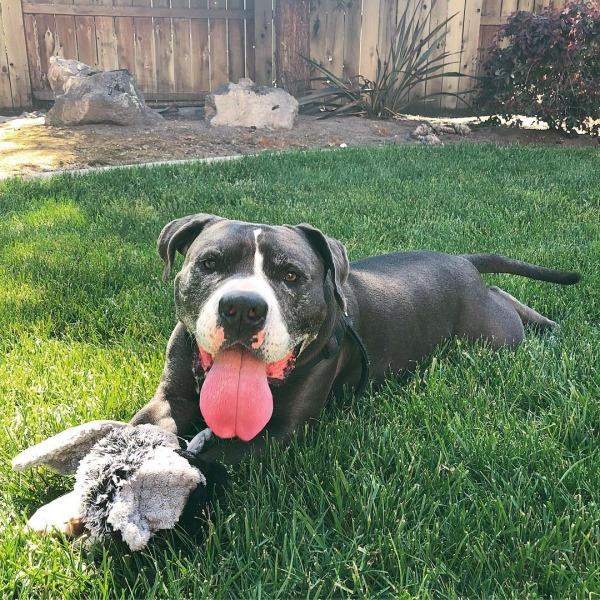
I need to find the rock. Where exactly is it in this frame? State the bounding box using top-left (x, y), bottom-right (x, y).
top-left (418, 133), bottom-right (443, 146)
top-left (411, 123), bottom-right (433, 138)
top-left (46, 62), bottom-right (162, 127)
top-left (205, 78), bottom-right (298, 129)
top-left (434, 124), bottom-right (456, 135)
top-left (452, 123), bottom-right (471, 136)
top-left (47, 56), bottom-right (99, 96)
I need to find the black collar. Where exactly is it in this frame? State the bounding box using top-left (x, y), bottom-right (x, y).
top-left (298, 313), bottom-right (370, 395)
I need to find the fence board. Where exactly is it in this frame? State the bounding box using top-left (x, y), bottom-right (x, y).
top-left (171, 0), bottom-right (192, 93)
top-left (408, 0), bottom-right (430, 108)
top-left (190, 0), bottom-right (210, 92)
top-left (228, 0), bottom-right (244, 82)
top-left (309, 0), bottom-right (326, 69)
top-left (0, 13), bottom-right (14, 107)
top-left (210, 0), bottom-right (228, 88)
top-left (113, 0), bottom-right (134, 75)
top-left (440, 0), bottom-right (466, 109)
top-left (3, 0), bottom-right (33, 105)
top-left (457, 0), bottom-right (483, 103)
top-left (343, 0), bottom-right (361, 80)
top-left (53, 0), bottom-right (77, 62)
top-left (244, 0), bottom-right (255, 79)
top-left (96, 18), bottom-right (119, 71)
top-left (154, 0), bottom-right (175, 95)
top-left (325, 0), bottom-right (344, 77)
top-left (131, 0), bottom-right (155, 92)
top-left (253, 0), bottom-right (272, 84)
top-left (359, 0), bottom-right (381, 81)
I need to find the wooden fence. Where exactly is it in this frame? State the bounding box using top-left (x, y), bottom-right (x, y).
top-left (0, 0), bottom-right (562, 111)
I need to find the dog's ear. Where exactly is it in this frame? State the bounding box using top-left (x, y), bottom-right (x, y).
top-left (296, 224), bottom-right (349, 314)
top-left (158, 214), bottom-right (222, 281)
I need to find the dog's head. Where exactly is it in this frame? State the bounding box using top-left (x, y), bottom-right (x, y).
top-left (158, 214), bottom-right (349, 441)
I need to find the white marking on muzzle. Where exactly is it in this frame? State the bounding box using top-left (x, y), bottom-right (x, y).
top-left (195, 228), bottom-right (293, 363)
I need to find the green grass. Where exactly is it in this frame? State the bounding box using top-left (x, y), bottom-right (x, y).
top-left (1, 145), bottom-right (599, 599)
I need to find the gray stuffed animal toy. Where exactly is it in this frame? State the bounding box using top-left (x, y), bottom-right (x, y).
top-left (12, 422), bottom-right (221, 551)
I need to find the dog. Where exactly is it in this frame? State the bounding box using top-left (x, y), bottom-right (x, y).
top-left (131, 214), bottom-right (579, 466)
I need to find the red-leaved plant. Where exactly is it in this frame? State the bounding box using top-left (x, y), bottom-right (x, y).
top-left (479, 1), bottom-right (600, 135)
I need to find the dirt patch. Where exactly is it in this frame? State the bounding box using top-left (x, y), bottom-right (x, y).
top-left (1, 111), bottom-right (598, 180)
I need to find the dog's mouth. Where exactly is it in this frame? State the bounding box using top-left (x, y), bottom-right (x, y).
top-left (197, 343), bottom-right (300, 442)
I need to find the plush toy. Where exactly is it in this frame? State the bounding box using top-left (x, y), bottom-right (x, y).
top-left (12, 422), bottom-right (221, 550)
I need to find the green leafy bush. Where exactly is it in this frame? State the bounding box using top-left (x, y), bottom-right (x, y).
top-left (479, 1), bottom-right (600, 135)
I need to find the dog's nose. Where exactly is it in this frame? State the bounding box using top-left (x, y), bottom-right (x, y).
top-left (218, 291), bottom-right (268, 335)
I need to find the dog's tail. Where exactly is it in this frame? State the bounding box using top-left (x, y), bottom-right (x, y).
top-left (462, 254), bottom-right (581, 285)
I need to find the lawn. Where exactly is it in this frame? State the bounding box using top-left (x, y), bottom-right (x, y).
top-left (1, 144), bottom-right (599, 598)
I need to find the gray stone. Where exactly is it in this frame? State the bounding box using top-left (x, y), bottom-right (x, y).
top-left (205, 78), bottom-right (298, 130)
top-left (47, 56), bottom-right (99, 96)
top-left (46, 63), bottom-right (162, 126)
top-left (418, 133), bottom-right (443, 146)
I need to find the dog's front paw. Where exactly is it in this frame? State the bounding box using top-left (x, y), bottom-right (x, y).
top-left (176, 453), bottom-right (228, 531)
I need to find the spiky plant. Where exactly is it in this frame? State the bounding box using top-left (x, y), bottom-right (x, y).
top-left (299, 0), bottom-right (470, 118)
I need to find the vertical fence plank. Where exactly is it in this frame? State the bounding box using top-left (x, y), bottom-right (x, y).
top-left (343, 0), bottom-right (361, 79)
top-left (423, 0), bottom-right (446, 111)
top-left (253, 0), bottom-right (272, 84)
top-left (172, 0), bottom-right (193, 93)
top-left (378, 0), bottom-right (397, 64)
top-left (359, 0), bottom-right (381, 80)
top-left (133, 0), bottom-right (156, 93)
top-left (114, 0), bottom-right (136, 75)
top-left (53, 0), bottom-right (77, 62)
top-left (309, 0), bottom-right (327, 68)
top-left (190, 0), bottom-right (209, 92)
top-left (96, 20), bottom-right (119, 71)
top-left (95, 0), bottom-right (118, 71)
top-left (0, 11), bottom-right (14, 107)
top-left (440, 0), bottom-right (465, 109)
top-left (275, 0), bottom-right (309, 93)
top-left (210, 0), bottom-right (228, 88)
top-left (245, 0), bottom-right (255, 79)
top-left (154, 0), bottom-right (175, 95)
top-left (23, 14), bottom-right (42, 93)
top-left (73, 0), bottom-right (98, 67)
top-left (228, 0), bottom-right (244, 82)
top-left (325, 0), bottom-right (345, 77)
top-left (2, 0), bottom-right (32, 106)
top-left (406, 0), bottom-right (429, 109)
top-left (457, 0), bottom-right (482, 104)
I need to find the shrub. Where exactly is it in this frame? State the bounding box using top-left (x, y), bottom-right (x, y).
top-left (479, 1), bottom-right (600, 135)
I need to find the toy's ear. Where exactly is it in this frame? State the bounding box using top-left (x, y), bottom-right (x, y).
top-left (157, 213), bottom-right (222, 281)
top-left (12, 420), bottom-right (127, 475)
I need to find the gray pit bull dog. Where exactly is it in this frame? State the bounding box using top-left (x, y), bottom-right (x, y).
top-left (131, 214), bottom-right (579, 466)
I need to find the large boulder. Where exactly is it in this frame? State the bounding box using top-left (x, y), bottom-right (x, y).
top-left (205, 78), bottom-right (298, 129)
top-left (47, 56), bottom-right (99, 95)
top-left (46, 57), bottom-right (161, 126)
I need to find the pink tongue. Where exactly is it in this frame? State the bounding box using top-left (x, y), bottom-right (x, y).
top-left (199, 347), bottom-right (273, 441)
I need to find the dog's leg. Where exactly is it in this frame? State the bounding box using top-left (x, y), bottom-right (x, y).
top-left (489, 286), bottom-right (556, 331)
top-left (131, 322), bottom-right (201, 435)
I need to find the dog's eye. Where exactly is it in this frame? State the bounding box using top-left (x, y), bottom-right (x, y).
top-left (203, 258), bottom-right (217, 271)
top-left (284, 271), bottom-right (299, 283)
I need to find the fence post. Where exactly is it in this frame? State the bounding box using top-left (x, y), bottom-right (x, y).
top-left (274, 0), bottom-right (309, 95)
top-left (1, 0), bottom-right (31, 108)
top-left (254, 0), bottom-right (273, 85)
